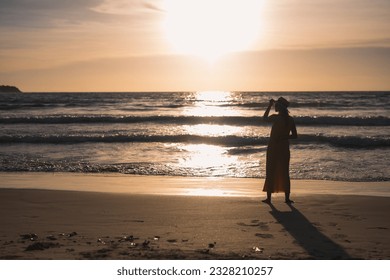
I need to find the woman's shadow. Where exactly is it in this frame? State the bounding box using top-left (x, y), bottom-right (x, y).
top-left (268, 203), bottom-right (352, 259)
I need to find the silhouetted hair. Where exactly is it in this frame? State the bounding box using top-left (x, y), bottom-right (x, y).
top-left (277, 97), bottom-right (290, 125)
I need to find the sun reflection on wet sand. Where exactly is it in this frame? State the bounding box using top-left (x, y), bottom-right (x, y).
top-left (180, 177), bottom-right (253, 197)
top-left (184, 188), bottom-right (235, 197)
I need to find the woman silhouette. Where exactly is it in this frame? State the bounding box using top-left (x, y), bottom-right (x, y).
top-left (262, 97), bottom-right (297, 204)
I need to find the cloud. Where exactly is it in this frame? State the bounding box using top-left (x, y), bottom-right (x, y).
top-left (0, 0), bottom-right (166, 72)
top-left (91, 0), bottom-right (163, 15)
top-left (0, 0), bottom-right (102, 27)
top-left (0, 0), bottom-right (162, 28)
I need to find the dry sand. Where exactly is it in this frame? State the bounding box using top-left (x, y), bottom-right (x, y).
top-left (0, 173), bottom-right (389, 259)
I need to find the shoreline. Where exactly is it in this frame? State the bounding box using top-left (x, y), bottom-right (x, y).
top-left (1, 172), bottom-right (389, 259)
top-left (1, 172), bottom-right (389, 197)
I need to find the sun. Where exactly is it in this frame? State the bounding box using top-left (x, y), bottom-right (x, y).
top-left (162, 0), bottom-right (262, 63)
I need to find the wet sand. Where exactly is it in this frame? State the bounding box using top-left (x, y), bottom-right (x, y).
top-left (0, 173), bottom-right (389, 259)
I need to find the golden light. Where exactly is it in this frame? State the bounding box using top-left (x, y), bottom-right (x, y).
top-left (196, 90), bottom-right (230, 102)
top-left (184, 187), bottom-right (233, 197)
top-left (182, 124), bottom-right (242, 137)
top-left (178, 144), bottom-right (237, 174)
top-left (180, 177), bottom-right (252, 197)
top-left (183, 91), bottom-right (242, 116)
top-left (177, 91), bottom-right (244, 181)
top-left (162, 0), bottom-right (262, 63)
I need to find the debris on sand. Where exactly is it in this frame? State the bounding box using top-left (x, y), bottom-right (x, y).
top-left (25, 242), bottom-right (60, 251)
top-left (252, 246), bottom-right (264, 253)
top-left (20, 233), bottom-right (38, 241)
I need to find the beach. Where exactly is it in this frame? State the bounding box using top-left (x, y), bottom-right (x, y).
top-left (0, 173), bottom-right (389, 260)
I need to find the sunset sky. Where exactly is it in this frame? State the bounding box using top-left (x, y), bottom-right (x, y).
top-left (1, 0), bottom-right (390, 92)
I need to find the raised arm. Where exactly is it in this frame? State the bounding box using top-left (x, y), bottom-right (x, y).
top-left (263, 99), bottom-right (275, 121)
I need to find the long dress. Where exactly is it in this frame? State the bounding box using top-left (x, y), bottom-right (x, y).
top-left (263, 114), bottom-right (294, 193)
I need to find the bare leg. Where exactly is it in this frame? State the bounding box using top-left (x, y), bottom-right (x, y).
top-left (262, 192), bottom-right (272, 204)
top-left (285, 192), bottom-right (294, 204)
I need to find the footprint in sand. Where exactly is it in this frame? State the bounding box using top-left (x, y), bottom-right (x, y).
top-left (167, 239), bottom-right (177, 243)
top-left (130, 220), bottom-right (145, 223)
top-left (367, 227), bottom-right (388, 230)
top-left (237, 221), bottom-right (270, 231)
top-left (255, 233), bottom-right (274, 239)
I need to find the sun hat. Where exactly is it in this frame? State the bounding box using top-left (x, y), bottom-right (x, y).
top-left (276, 97), bottom-right (290, 108)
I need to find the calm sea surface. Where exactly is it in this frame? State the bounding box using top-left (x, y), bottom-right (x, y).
top-left (0, 91), bottom-right (389, 181)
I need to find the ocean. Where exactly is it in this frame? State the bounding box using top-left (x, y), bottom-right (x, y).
top-left (0, 91), bottom-right (389, 182)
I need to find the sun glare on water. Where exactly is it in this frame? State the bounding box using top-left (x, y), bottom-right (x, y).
top-left (183, 91), bottom-right (242, 116)
top-left (163, 0), bottom-right (262, 63)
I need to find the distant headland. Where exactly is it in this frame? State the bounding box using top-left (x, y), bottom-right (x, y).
top-left (0, 85), bottom-right (22, 93)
